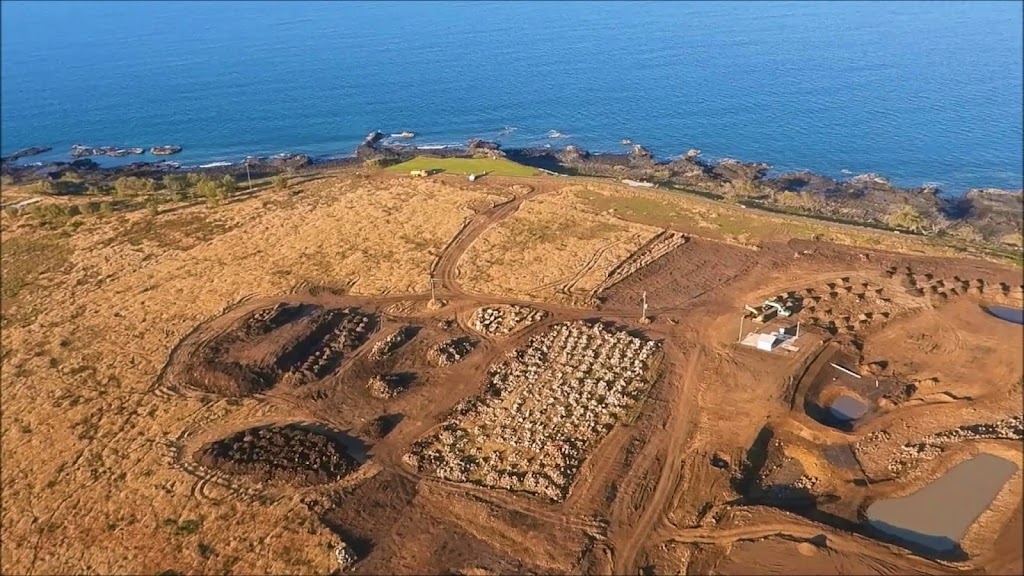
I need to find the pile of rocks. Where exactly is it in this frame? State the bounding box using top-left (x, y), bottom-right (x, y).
top-left (470, 305), bottom-right (547, 337)
top-left (334, 542), bottom-right (359, 571)
top-left (367, 374), bottom-right (406, 399)
top-left (432, 337), bottom-right (475, 367)
top-left (370, 327), bottom-right (414, 360)
top-left (405, 321), bottom-right (661, 501)
top-left (886, 416), bottom-right (1022, 475)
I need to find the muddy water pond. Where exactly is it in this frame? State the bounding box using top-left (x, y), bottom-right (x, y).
top-left (866, 453), bottom-right (1019, 553)
top-left (986, 305), bottom-right (1024, 325)
top-left (829, 394), bottom-right (868, 421)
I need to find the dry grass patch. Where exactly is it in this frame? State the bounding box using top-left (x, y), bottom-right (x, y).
top-left (460, 186), bottom-right (660, 301)
top-left (0, 175), bottom-right (500, 575)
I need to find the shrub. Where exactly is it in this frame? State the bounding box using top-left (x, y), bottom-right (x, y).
top-left (885, 205), bottom-right (927, 233)
top-left (66, 204), bottom-right (82, 217)
top-left (35, 180), bottom-right (55, 195)
top-left (186, 172), bottom-right (206, 186)
top-left (197, 179), bottom-right (220, 200)
top-left (1000, 232), bottom-right (1023, 247)
top-left (81, 202), bottom-right (100, 215)
top-left (162, 174), bottom-right (188, 192)
top-left (219, 175), bottom-right (237, 195)
top-left (271, 174), bottom-right (289, 190)
top-left (99, 202), bottom-right (113, 215)
top-left (114, 177), bottom-right (156, 197)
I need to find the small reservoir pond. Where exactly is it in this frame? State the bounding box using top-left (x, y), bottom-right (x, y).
top-left (866, 453), bottom-right (1019, 553)
top-left (985, 306), bottom-right (1024, 325)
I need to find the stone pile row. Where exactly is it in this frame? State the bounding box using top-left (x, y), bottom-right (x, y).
top-left (471, 305), bottom-right (547, 337)
top-left (406, 321), bottom-right (660, 501)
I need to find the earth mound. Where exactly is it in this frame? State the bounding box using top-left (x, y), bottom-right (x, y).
top-left (186, 303), bottom-right (378, 396)
top-left (193, 423), bottom-right (361, 486)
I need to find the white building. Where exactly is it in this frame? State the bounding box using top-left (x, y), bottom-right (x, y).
top-left (756, 333), bottom-right (777, 352)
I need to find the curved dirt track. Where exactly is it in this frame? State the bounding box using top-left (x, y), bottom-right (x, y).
top-left (610, 346), bottom-right (705, 574)
top-left (431, 183), bottom-right (543, 296)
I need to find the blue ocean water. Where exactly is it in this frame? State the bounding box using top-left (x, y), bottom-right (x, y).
top-left (2, 1), bottom-right (1021, 193)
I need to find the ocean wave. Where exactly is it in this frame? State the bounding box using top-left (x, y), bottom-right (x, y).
top-left (498, 126), bottom-right (518, 136)
top-left (198, 161), bottom-right (233, 168)
top-left (840, 168), bottom-right (852, 175)
top-left (547, 130), bottom-right (567, 138)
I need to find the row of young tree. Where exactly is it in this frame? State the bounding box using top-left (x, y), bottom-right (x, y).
top-left (34, 171), bottom-right (290, 202)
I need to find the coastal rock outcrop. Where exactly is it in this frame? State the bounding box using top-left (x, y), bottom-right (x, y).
top-left (1, 146), bottom-right (52, 164)
top-left (712, 158), bottom-right (771, 183)
top-left (558, 145), bottom-right (589, 164)
top-left (629, 143), bottom-right (653, 162)
top-left (268, 153), bottom-right (312, 171)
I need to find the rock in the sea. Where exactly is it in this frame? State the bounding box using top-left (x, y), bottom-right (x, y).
top-left (684, 148), bottom-right (702, 160)
top-left (71, 144), bottom-right (148, 158)
top-left (1, 146), bottom-right (52, 164)
top-left (630, 144), bottom-right (653, 160)
top-left (849, 173), bottom-right (891, 187)
top-left (364, 131), bottom-right (384, 146)
top-left (150, 145), bottom-right (182, 156)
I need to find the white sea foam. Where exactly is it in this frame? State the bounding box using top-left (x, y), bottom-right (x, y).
top-left (199, 161), bottom-right (233, 168)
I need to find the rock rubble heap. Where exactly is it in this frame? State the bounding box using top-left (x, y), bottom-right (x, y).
top-left (470, 305), bottom-right (547, 337)
top-left (405, 321), bottom-right (661, 501)
top-left (432, 337), bottom-right (475, 366)
top-left (886, 416), bottom-right (1023, 474)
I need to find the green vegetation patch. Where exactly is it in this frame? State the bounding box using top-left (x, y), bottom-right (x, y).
top-left (386, 156), bottom-right (538, 177)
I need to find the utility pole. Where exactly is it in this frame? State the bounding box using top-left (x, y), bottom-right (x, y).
top-left (641, 291), bottom-right (648, 322)
top-left (245, 161), bottom-right (253, 191)
top-left (428, 275), bottom-right (438, 303)
top-left (738, 314), bottom-right (744, 343)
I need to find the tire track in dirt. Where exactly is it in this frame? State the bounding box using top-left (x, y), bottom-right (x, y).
top-left (432, 185), bottom-right (542, 296)
top-left (611, 345), bottom-right (704, 574)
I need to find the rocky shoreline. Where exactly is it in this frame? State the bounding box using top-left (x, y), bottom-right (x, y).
top-left (3, 134), bottom-right (1021, 248)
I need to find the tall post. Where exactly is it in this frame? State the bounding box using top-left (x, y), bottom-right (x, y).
top-left (738, 314), bottom-right (744, 343)
top-left (796, 321), bottom-right (800, 339)
top-left (641, 291), bottom-right (648, 321)
top-left (245, 162), bottom-right (253, 191)
top-left (429, 275), bottom-right (436, 302)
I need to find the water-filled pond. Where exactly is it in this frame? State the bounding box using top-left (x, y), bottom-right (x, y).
top-left (830, 394), bottom-right (868, 421)
top-left (986, 306), bottom-right (1024, 325)
top-left (866, 453), bottom-right (1019, 553)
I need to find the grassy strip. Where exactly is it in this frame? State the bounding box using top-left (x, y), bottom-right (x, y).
top-left (386, 156), bottom-right (538, 177)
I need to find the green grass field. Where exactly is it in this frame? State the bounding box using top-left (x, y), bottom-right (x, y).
top-left (386, 156), bottom-right (538, 177)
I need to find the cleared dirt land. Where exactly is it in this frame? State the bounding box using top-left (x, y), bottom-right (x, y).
top-left (1, 169), bottom-right (1021, 575)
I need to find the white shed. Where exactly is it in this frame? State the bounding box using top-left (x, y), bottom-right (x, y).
top-left (756, 333), bottom-right (777, 351)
